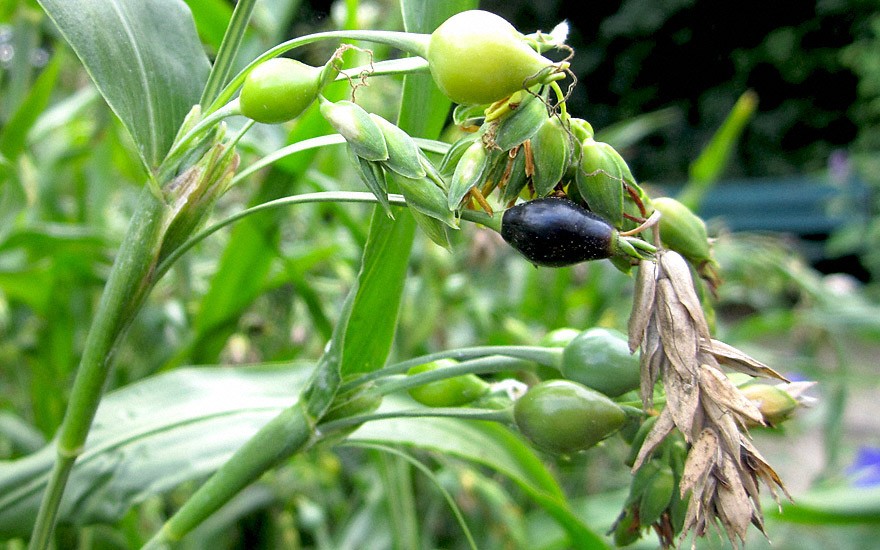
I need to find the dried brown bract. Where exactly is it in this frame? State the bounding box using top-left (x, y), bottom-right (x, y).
top-left (628, 250), bottom-right (794, 548)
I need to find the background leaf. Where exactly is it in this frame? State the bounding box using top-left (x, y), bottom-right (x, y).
top-left (338, 0), bottom-right (474, 376)
top-left (37, 0), bottom-right (211, 169)
top-left (776, 485), bottom-right (880, 524)
top-left (350, 400), bottom-right (610, 550)
top-left (0, 363), bottom-right (314, 537)
top-left (679, 90), bottom-right (759, 209)
top-left (0, 51), bottom-right (61, 161)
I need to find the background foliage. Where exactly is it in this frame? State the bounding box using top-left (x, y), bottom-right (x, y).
top-left (0, 0), bottom-right (879, 548)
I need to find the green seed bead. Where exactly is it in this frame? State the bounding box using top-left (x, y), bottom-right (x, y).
top-left (239, 58), bottom-right (321, 124)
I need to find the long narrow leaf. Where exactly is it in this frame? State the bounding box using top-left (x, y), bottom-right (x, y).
top-left (680, 90), bottom-right (758, 209)
top-left (0, 52), bottom-right (61, 160)
top-left (338, 0), bottom-right (475, 376)
top-left (37, 0), bottom-right (210, 169)
top-left (0, 363), bottom-right (314, 537)
top-left (350, 400), bottom-right (610, 550)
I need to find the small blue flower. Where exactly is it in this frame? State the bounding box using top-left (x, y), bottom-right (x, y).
top-left (848, 446), bottom-right (880, 488)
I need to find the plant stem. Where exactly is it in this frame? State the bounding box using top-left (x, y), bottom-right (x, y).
top-left (29, 188), bottom-right (168, 550)
top-left (155, 187), bottom-right (505, 278)
top-left (142, 401), bottom-right (316, 549)
top-left (340, 345), bottom-right (562, 393)
top-left (374, 355), bottom-right (534, 396)
top-left (207, 30), bottom-right (432, 114)
top-left (319, 406), bottom-right (513, 434)
top-left (200, 0), bottom-right (256, 108)
top-left (155, 191), bottom-right (408, 277)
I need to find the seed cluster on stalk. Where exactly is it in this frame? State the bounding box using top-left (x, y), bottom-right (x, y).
top-left (628, 250), bottom-right (793, 547)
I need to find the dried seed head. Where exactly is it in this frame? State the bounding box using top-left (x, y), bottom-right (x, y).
top-left (626, 249), bottom-right (795, 547)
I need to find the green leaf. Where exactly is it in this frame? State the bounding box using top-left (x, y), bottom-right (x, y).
top-left (352, 155), bottom-right (393, 216)
top-left (370, 114), bottom-right (426, 179)
top-left (492, 91), bottom-right (547, 151)
top-left (775, 485), bottom-right (880, 524)
top-left (0, 363), bottom-right (315, 537)
top-left (184, 0), bottom-right (233, 52)
top-left (339, 206), bottom-right (415, 375)
top-left (409, 208), bottom-right (452, 250)
top-left (37, 0), bottom-right (211, 169)
top-left (337, 0), bottom-right (475, 376)
top-left (319, 99), bottom-right (388, 162)
top-left (448, 141), bottom-right (488, 210)
top-left (0, 51), bottom-right (61, 160)
top-left (350, 398), bottom-right (610, 550)
top-left (680, 90), bottom-right (758, 209)
top-left (391, 172), bottom-right (458, 228)
top-left (531, 117), bottom-right (569, 197)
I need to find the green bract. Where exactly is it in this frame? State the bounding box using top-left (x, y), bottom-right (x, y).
top-left (561, 328), bottom-right (641, 397)
top-left (513, 380), bottom-right (626, 455)
top-left (651, 196), bottom-right (712, 264)
top-left (576, 138), bottom-right (634, 228)
top-left (531, 115), bottom-right (571, 196)
top-left (239, 58), bottom-right (321, 124)
top-left (427, 10), bottom-right (557, 105)
top-left (319, 97), bottom-right (389, 162)
top-left (406, 359), bottom-right (490, 407)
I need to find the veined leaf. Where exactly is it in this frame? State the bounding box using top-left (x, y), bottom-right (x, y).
top-left (37, 0), bottom-right (211, 170)
top-left (338, 0), bottom-right (476, 376)
top-left (351, 398), bottom-right (610, 550)
top-left (0, 363), bottom-right (314, 537)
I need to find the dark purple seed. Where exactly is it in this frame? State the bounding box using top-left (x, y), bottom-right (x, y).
top-left (500, 197), bottom-right (617, 267)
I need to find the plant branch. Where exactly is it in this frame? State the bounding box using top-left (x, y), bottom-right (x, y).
top-left (207, 30), bottom-right (432, 114)
top-left (318, 406), bottom-right (513, 434)
top-left (340, 345), bottom-right (562, 393)
top-left (29, 188), bottom-right (169, 550)
top-left (199, 0), bottom-right (257, 108)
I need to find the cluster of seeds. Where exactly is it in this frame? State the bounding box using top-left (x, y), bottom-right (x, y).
top-left (234, 10), bottom-right (812, 547)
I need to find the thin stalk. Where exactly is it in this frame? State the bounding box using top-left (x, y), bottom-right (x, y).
top-left (207, 30), bottom-right (431, 114)
top-left (142, 401), bottom-right (315, 549)
top-left (318, 407), bottom-right (513, 434)
top-left (200, 0), bottom-right (257, 108)
top-left (340, 345), bottom-right (562, 393)
top-left (374, 356), bottom-right (542, 396)
top-left (155, 187), bottom-right (501, 278)
top-left (155, 191), bottom-right (408, 277)
top-left (231, 135), bottom-right (346, 186)
top-left (29, 188), bottom-right (169, 550)
top-left (460, 207), bottom-right (502, 232)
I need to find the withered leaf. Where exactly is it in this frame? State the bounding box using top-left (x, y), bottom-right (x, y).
top-left (629, 259), bottom-right (658, 352)
top-left (659, 251), bottom-right (711, 340)
top-left (632, 406), bottom-right (676, 471)
top-left (699, 364), bottom-right (765, 427)
top-left (701, 339), bottom-right (789, 382)
top-left (656, 279), bottom-right (700, 378)
top-left (715, 457), bottom-right (754, 543)
top-left (664, 368), bottom-right (700, 440)
top-left (702, 398), bottom-right (743, 460)
top-left (680, 428), bottom-right (720, 497)
top-left (740, 437), bottom-right (792, 502)
top-left (640, 320), bottom-right (663, 409)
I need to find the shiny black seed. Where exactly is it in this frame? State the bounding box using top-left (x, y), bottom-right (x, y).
top-left (500, 197), bottom-right (616, 267)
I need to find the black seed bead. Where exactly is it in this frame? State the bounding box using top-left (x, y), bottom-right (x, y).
top-left (500, 197), bottom-right (616, 267)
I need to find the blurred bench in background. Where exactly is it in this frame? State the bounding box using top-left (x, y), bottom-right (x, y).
top-left (662, 174), bottom-right (872, 276)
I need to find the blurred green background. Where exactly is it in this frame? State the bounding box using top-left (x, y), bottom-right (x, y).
top-left (1, 0), bottom-right (879, 548)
